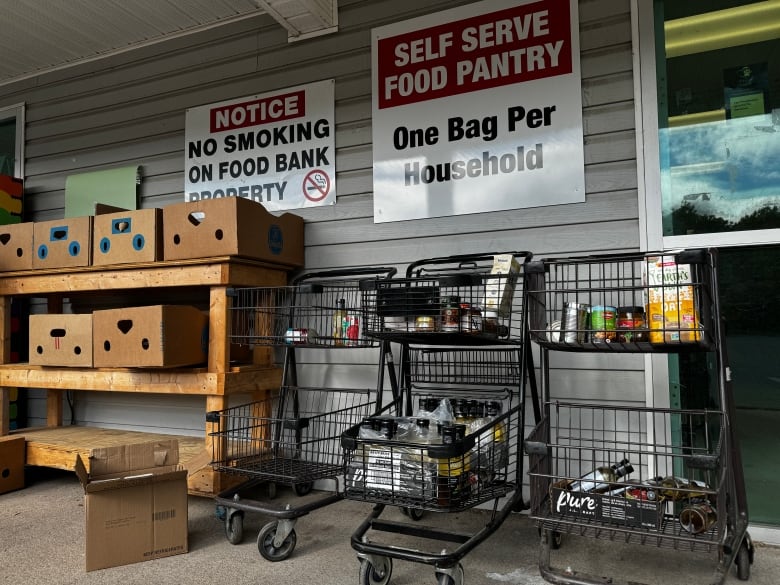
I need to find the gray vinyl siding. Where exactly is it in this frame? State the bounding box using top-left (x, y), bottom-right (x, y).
top-left (0, 0), bottom-right (643, 434)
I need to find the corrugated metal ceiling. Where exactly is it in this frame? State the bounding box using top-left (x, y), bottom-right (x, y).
top-left (0, 0), bottom-right (338, 88)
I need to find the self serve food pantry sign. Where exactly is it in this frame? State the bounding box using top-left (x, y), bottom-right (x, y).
top-left (185, 79), bottom-right (335, 210)
top-left (372, 0), bottom-right (585, 222)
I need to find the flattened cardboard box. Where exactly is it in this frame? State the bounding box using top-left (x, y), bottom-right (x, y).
top-left (92, 208), bottom-right (162, 266)
top-left (92, 304), bottom-right (208, 367)
top-left (33, 215), bottom-right (93, 269)
top-left (28, 313), bottom-right (93, 367)
top-left (162, 197), bottom-right (304, 267)
top-left (0, 222), bottom-right (34, 271)
top-left (0, 435), bottom-right (25, 495)
top-left (75, 439), bottom-right (188, 572)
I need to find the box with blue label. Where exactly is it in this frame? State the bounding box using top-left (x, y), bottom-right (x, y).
top-left (92, 208), bottom-right (162, 266)
top-left (92, 305), bottom-right (208, 368)
top-left (162, 197), bottom-right (303, 267)
top-left (33, 216), bottom-right (93, 269)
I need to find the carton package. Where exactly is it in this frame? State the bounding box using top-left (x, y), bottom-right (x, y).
top-left (0, 435), bottom-right (25, 495)
top-left (643, 255), bottom-right (701, 344)
top-left (484, 254), bottom-right (521, 318)
top-left (28, 313), bottom-right (94, 367)
top-left (92, 208), bottom-right (162, 266)
top-left (92, 304), bottom-right (208, 368)
top-left (0, 221), bottom-right (34, 271)
top-left (33, 215), bottom-right (93, 269)
top-left (74, 439), bottom-right (188, 571)
top-left (162, 197), bottom-right (304, 267)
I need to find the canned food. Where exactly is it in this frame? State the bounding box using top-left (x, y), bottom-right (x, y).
top-left (285, 328), bottom-right (318, 344)
top-left (591, 305), bottom-right (617, 342)
top-left (441, 296), bottom-right (461, 332)
top-left (680, 501), bottom-right (717, 534)
top-left (561, 302), bottom-right (590, 343)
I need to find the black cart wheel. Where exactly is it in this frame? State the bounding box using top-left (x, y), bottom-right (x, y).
top-left (257, 520), bottom-right (297, 562)
top-left (436, 563), bottom-right (464, 585)
top-left (359, 556), bottom-right (393, 585)
top-left (402, 507), bottom-right (425, 521)
top-left (736, 540), bottom-right (751, 581)
top-left (224, 511), bottom-right (244, 544)
top-left (294, 481), bottom-right (314, 496)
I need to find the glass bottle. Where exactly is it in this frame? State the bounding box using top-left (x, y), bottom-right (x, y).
top-left (568, 458), bottom-right (634, 493)
top-left (658, 476), bottom-right (710, 500)
top-left (332, 298), bottom-right (347, 346)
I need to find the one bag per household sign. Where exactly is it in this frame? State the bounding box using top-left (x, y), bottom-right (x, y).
top-left (372, 0), bottom-right (585, 223)
top-left (185, 79), bottom-right (335, 210)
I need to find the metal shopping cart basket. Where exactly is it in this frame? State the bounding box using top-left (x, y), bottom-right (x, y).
top-left (523, 248), bottom-right (753, 585)
top-left (207, 266), bottom-right (399, 561)
top-left (341, 251), bottom-right (542, 585)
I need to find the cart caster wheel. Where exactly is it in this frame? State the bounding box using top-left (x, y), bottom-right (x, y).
top-left (435, 563), bottom-right (464, 585)
top-left (402, 507), bottom-right (425, 521)
top-left (293, 481), bottom-right (314, 496)
top-left (225, 511), bottom-right (244, 544)
top-left (257, 520), bottom-right (297, 562)
top-left (359, 556), bottom-right (393, 585)
top-left (736, 540), bottom-right (751, 581)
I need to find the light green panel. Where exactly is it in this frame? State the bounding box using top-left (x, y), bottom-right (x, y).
top-left (65, 166), bottom-right (140, 217)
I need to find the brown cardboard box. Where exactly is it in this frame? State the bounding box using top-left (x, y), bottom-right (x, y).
top-left (74, 439), bottom-right (188, 571)
top-left (92, 305), bottom-right (208, 367)
top-left (92, 208), bottom-right (162, 266)
top-left (0, 435), bottom-right (25, 495)
top-left (33, 215), bottom-right (93, 269)
top-left (0, 222), bottom-right (34, 271)
top-left (29, 313), bottom-right (94, 367)
top-left (162, 197), bottom-right (304, 267)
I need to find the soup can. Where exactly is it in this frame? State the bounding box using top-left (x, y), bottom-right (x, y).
top-left (560, 302), bottom-right (590, 343)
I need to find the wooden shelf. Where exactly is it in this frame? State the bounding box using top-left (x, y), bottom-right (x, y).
top-left (0, 256), bottom-right (289, 496)
top-left (0, 363), bottom-right (282, 395)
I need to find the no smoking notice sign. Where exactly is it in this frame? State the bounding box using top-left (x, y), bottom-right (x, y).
top-left (303, 169), bottom-right (331, 201)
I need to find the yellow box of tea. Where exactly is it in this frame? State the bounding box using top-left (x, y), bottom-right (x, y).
top-left (643, 255), bottom-right (701, 344)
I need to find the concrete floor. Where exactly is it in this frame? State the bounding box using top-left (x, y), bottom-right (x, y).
top-left (1, 467), bottom-right (778, 585)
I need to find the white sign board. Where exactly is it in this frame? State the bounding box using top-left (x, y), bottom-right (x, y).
top-left (372, 0), bottom-right (585, 223)
top-left (185, 79), bottom-right (335, 210)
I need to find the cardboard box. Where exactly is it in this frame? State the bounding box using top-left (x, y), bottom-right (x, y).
top-left (162, 197), bottom-right (304, 267)
top-left (0, 435), bottom-right (25, 495)
top-left (29, 313), bottom-right (94, 367)
top-left (484, 254), bottom-right (521, 318)
top-left (92, 208), bottom-right (162, 266)
top-left (92, 305), bottom-right (208, 368)
top-left (74, 440), bottom-right (188, 572)
top-left (0, 222), bottom-right (34, 271)
top-left (643, 255), bottom-right (702, 344)
top-left (33, 215), bottom-right (93, 269)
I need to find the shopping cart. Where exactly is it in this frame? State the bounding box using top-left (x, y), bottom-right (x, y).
top-left (342, 252), bottom-right (541, 585)
top-left (523, 248), bottom-right (753, 584)
top-left (207, 266), bottom-right (399, 561)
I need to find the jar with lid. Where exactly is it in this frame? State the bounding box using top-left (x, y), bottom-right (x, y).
top-left (483, 310), bottom-right (499, 338)
top-left (616, 306), bottom-right (648, 342)
top-left (441, 295), bottom-right (461, 332)
top-left (415, 315), bottom-right (437, 332)
top-left (460, 303), bottom-right (482, 333)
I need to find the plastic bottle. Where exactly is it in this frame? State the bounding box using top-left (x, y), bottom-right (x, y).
top-left (332, 298), bottom-right (347, 346)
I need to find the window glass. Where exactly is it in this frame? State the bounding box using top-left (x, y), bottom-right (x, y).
top-left (656, 0), bottom-right (780, 237)
top-left (0, 116), bottom-right (16, 176)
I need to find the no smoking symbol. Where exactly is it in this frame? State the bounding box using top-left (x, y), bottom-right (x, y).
top-left (303, 169), bottom-right (331, 202)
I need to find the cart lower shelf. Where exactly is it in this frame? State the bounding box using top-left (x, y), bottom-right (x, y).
top-left (10, 425), bottom-right (243, 497)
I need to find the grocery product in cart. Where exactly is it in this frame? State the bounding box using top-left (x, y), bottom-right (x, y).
top-left (524, 249), bottom-right (754, 584)
top-left (207, 266), bottom-right (398, 562)
top-left (342, 251), bottom-right (541, 585)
